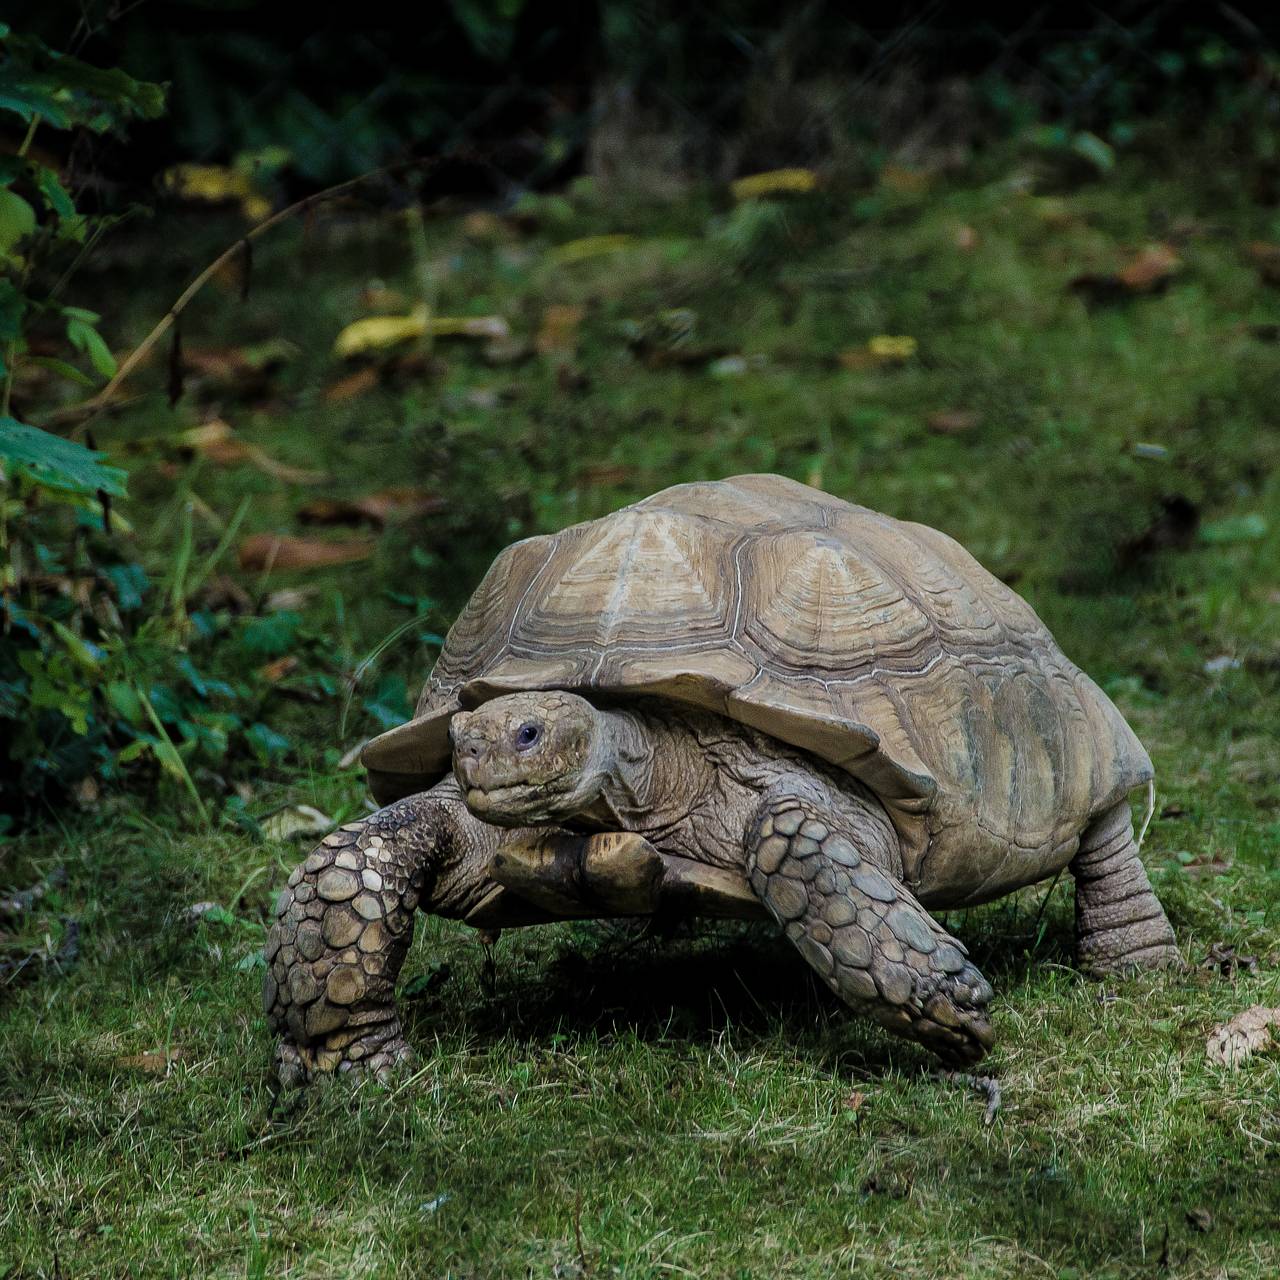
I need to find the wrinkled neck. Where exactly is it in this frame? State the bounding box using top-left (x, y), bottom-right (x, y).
top-left (573, 707), bottom-right (714, 835)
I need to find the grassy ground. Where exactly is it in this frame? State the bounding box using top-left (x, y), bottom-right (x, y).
top-left (2, 142), bottom-right (1280, 1277)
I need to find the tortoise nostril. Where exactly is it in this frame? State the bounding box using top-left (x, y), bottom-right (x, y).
top-left (458, 739), bottom-right (483, 760)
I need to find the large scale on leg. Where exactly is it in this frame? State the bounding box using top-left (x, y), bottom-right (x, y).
top-left (268, 474), bottom-right (1180, 1084)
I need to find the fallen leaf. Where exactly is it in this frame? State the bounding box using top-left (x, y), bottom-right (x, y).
top-left (333, 308), bottom-right (509, 358)
top-left (161, 163), bottom-right (270, 221)
top-left (731, 168), bottom-right (818, 201)
top-left (536, 304), bottom-right (585, 356)
top-left (546, 234), bottom-right (636, 265)
top-left (1206, 1005), bottom-right (1280, 1068)
top-left (1071, 244), bottom-right (1180, 302)
top-left (578, 463), bottom-right (634, 487)
top-left (840, 335), bottom-right (917, 370)
top-left (297, 487), bottom-right (445, 529)
top-left (1118, 244), bottom-right (1181, 291)
top-left (1200, 943), bottom-right (1257, 976)
top-left (324, 367), bottom-right (381, 402)
top-left (238, 534), bottom-right (375, 573)
top-left (926, 409), bottom-right (980, 435)
top-left (115, 1047), bottom-right (187, 1074)
top-left (181, 420), bottom-right (327, 485)
top-left (1245, 241), bottom-right (1280, 287)
top-left (843, 1089), bottom-right (866, 1112)
top-left (879, 165), bottom-right (930, 196)
top-left (257, 655), bottom-right (299, 682)
top-left (264, 587), bottom-right (317, 612)
top-left (261, 804), bottom-right (333, 841)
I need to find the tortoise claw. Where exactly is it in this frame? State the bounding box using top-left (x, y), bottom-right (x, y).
top-left (273, 1023), bottom-right (415, 1089)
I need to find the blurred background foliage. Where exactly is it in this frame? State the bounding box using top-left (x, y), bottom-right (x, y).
top-left (1, 2), bottom-right (1279, 830)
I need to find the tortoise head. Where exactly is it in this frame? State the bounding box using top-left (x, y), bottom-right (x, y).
top-left (450, 691), bottom-right (607, 825)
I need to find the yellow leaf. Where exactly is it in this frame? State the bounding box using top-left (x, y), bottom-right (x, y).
top-left (425, 315), bottom-right (510, 339)
top-left (161, 165), bottom-right (270, 222)
top-left (867, 334), bottom-right (918, 361)
top-left (332, 308), bottom-right (430, 358)
top-left (547, 234), bottom-right (635, 265)
top-left (730, 169), bottom-right (818, 201)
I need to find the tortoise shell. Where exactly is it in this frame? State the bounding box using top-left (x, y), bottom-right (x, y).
top-left (363, 474), bottom-right (1151, 905)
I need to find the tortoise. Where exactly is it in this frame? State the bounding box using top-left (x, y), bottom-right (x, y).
top-left (265, 474), bottom-right (1178, 1084)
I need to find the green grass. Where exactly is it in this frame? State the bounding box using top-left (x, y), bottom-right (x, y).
top-left (3, 144), bottom-right (1280, 1277)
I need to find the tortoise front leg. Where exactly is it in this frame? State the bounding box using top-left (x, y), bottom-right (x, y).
top-left (747, 795), bottom-right (995, 1066)
top-left (266, 796), bottom-right (433, 1087)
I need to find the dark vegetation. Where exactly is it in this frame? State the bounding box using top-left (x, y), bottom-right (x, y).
top-left (1, 8), bottom-right (1279, 1276)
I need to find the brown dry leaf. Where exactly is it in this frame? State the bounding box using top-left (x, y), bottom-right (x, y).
top-left (324, 367), bottom-right (381, 402)
top-left (1205, 1005), bottom-right (1280, 1068)
top-left (1072, 244), bottom-right (1181, 302)
top-left (926, 409), bottom-right (981, 436)
top-left (238, 534), bottom-right (376, 573)
top-left (261, 804), bottom-right (333, 841)
top-left (579, 462), bottom-right (634, 487)
top-left (536, 304), bottom-right (585, 356)
top-left (115, 1047), bottom-right (187, 1074)
top-left (1117, 244), bottom-right (1181, 292)
top-left (181, 421), bottom-right (327, 485)
top-left (297, 487), bottom-right (445, 529)
top-left (880, 165), bottom-right (931, 196)
top-left (843, 1089), bottom-right (866, 1113)
top-left (1245, 241), bottom-right (1280, 287)
top-left (257, 655), bottom-right (299, 682)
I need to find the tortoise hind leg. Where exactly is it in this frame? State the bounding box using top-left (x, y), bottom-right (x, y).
top-left (748, 796), bottom-right (995, 1066)
top-left (1071, 800), bottom-right (1180, 976)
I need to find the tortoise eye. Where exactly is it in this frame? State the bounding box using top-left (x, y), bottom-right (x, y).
top-left (514, 722), bottom-right (542, 750)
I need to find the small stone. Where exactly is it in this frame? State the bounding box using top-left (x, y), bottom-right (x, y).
top-left (796, 935), bottom-right (834, 976)
top-left (317, 868), bottom-right (359, 902)
top-left (294, 882), bottom-right (315, 904)
top-left (773, 809), bottom-right (804, 836)
top-left (288, 967), bottom-right (320, 1005)
top-left (361, 868), bottom-right (384, 892)
top-left (295, 921), bottom-right (324, 962)
top-left (334, 850), bottom-right (360, 871)
top-left (322, 908), bottom-right (363, 949)
top-left (800, 820), bottom-right (829, 841)
top-left (886, 903), bottom-right (937, 954)
top-left (790, 836), bottom-right (820, 860)
top-left (871, 957), bottom-right (914, 1005)
top-left (358, 920), bottom-right (388, 953)
top-left (831, 927), bottom-right (871, 968)
top-left (766, 876), bottom-right (808, 920)
top-left (823, 834), bottom-right (860, 867)
top-left (823, 897), bottom-right (857, 926)
top-left (326, 965), bottom-right (367, 1006)
top-left (352, 893), bottom-right (383, 921)
top-left (755, 836), bottom-right (789, 874)
top-left (934, 942), bottom-right (968, 974)
top-left (851, 867), bottom-right (897, 903)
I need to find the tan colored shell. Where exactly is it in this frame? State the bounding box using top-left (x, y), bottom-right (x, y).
top-left (363, 474), bottom-right (1151, 905)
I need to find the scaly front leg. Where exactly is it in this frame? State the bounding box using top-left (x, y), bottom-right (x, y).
top-left (265, 793), bottom-right (441, 1087)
